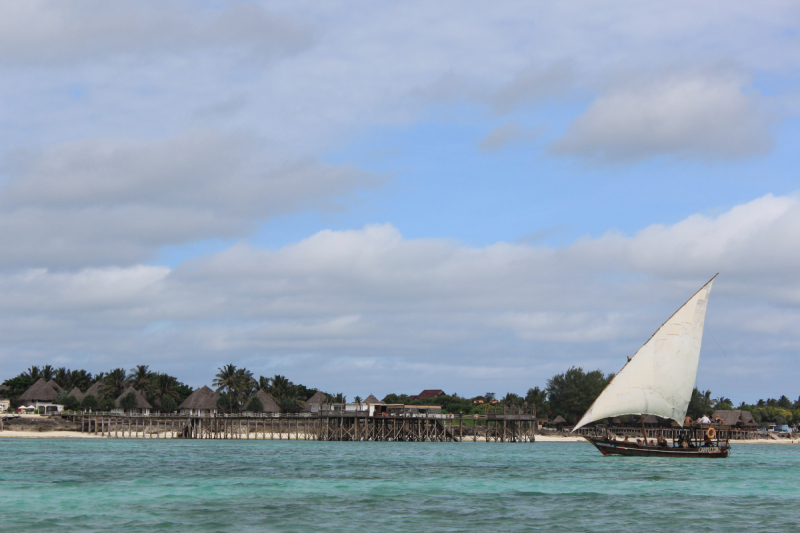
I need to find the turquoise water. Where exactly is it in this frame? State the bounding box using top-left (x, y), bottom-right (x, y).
top-left (1, 440), bottom-right (799, 532)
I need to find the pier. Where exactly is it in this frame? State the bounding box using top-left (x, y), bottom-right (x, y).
top-left (67, 413), bottom-right (536, 442)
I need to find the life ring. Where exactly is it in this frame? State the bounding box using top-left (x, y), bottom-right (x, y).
top-left (706, 427), bottom-right (716, 439)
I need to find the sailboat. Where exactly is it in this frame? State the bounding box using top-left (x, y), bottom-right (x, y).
top-left (573, 275), bottom-right (730, 458)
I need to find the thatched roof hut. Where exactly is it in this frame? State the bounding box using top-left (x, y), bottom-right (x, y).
top-left (47, 379), bottom-right (64, 393)
top-left (67, 387), bottom-right (85, 401)
top-left (364, 394), bottom-right (385, 405)
top-left (115, 386), bottom-right (152, 412)
top-left (551, 415), bottom-right (567, 426)
top-left (713, 410), bottom-right (758, 428)
top-left (84, 381), bottom-right (104, 399)
top-left (250, 390), bottom-right (281, 413)
top-left (19, 379), bottom-right (60, 403)
top-left (302, 391), bottom-right (327, 412)
top-left (178, 385), bottom-right (219, 413)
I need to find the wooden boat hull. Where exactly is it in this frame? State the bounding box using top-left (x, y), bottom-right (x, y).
top-left (584, 436), bottom-right (729, 458)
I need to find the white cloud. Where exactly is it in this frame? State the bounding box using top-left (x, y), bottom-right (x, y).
top-left (0, 131), bottom-right (378, 268)
top-left (550, 73), bottom-right (773, 161)
top-left (478, 120), bottom-right (535, 152)
top-left (1, 194), bottom-right (799, 398)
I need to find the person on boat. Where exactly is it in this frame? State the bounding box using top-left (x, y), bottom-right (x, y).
top-left (698, 414), bottom-right (711, 424)
top-left (656, 434), bottom-right (668, 448)
top-left (636, 438), bottom-right (643, 446)
top-left (623, 436), bottom-right (629, 443)
top-left (684, 415), bottom-right (693, 426)
top-left (681, 439), bottom-right (689, 449)
top-left (703, 435), bottom-right (713, 447)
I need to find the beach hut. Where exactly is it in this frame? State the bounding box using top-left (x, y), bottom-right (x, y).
top-left (242, 390), bottom-right (281, 415)
top-left (67, 387), bottom-right (85, 402)
top-left (712, 410), bottom-right (758, 428)
top-left (177, 385), bottom-right (219, 416)
top-left (47, 379), bottom-right (64, 394)
top-left (302, 391), bottom-right (327, 413)
top-left (114, 386), bottom-right (152, 415)
top-left (551, 415), bottom-right (567, 427)
top-left (18, 379), bottom-right (62, 413)
top-left (409, 389), bottom-right (445, 401)
top-left (84, 381), bottom-right (104, 400)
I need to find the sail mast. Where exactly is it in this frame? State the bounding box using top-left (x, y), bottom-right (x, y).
top-left (572, 275), bottom-right (717, 431)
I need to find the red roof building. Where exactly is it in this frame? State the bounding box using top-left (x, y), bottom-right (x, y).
top-left (409, 389), bottom-right (445, 401)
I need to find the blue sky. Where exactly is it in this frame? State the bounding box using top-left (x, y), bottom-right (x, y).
top-left (1, 1), bottom-right (800, 403)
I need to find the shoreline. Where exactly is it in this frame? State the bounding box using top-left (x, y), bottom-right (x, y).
top-left (1, 430), bottom-right (798, 444)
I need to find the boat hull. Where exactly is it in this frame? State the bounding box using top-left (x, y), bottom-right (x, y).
top-left (584, 436), bottom-right (729, 458)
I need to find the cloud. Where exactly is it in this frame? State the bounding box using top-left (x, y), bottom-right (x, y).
top-left (550, 73), bottom-right (774, 162)
top-left (479, 120), bottom-right (527, 151)
top-left (489, 61), bottom-right (574, 113)
top-left (1, 194), bottom-right (799, 398)
top-left (0, 131), bottom-right (379, 269)
top-left (0, 1), bottom-right (313, 65)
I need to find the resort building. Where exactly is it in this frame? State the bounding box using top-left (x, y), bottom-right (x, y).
top-left (241, 390), bottom-right (281, 415)
top-left (409, 389), bottom-right (445, 401)
top-left (17, 378), bottom-right (63, 413)
top-left (67, 387), bottom-right (85, 402)
top-left (712, 410), bottom-right (759, 428)
top-left (0, 399), bottom-right (9, 412)
top-left (84, 381), bottom-right (103, 400)
top-left (114, 386), bottom-right (152, 415)
top-left (177, 385), bottom-right (219, 416)
top-left (47, 379), bottom-right (64, 394)
top-left (302, 391), bottom-right (327, 413)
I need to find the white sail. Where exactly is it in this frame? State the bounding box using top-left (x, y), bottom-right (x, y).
top-left (573, 276), bottom-right (715, 431)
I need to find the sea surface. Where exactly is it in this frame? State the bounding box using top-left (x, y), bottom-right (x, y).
top-left (1, 439), bottom-right (798, 532)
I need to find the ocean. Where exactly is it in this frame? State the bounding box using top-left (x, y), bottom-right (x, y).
top-left (1, 439), bottom-right (798, 532)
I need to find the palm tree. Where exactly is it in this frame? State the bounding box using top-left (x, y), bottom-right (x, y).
top-left (258, 376), bottom-right (271, 391)
top-left (41, 365), bottom-right (55, 382)
top-left (213, 364), bottom-right (239, 413)
top-left (24, 366), bottom-right (41, 381)
top-left (54, 367), bottom-right (70, 389)
top-left (130, 365), bottom-right (153, 394)
top-left (102, 368), bottom-right (129, 399)
top-left (70, 370), bottom-right (93, 392)
top-left (354, 395), bottom-right (363, 404)
top-left (269, 375), bottom-right (292, 401)
top-left (154, 374), bottom-right (180, 403)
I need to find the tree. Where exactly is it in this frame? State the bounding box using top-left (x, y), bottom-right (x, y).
top-left (279, 397), bottom-right (297, 413)
top-left (63, 395), bottom-right (80, 411)
top-left (501, 392), bottom-right (523, 407)
top-left (546, 367), bottom-right (614, 424)
top-left (40, 365), bottom-right (55, 382)
top-left (213, 364), bottom-right (239, 413)
top-left (686, 389), bottom-right (713, 419)
top-left (100, 398), bottom-right (116, 412)
top-left (353, 395), bottom-right (363, 404)
top-left (120, 392), bottom-right (138, 413)
top-left (269, 374), bottom-right (292, 401)
top-left (258, 376), bottom-right (271, 391)
top-left (23, 366), bottom-right (41, 381)
top-left (80, 395), bottom-right (98, 412)
top-left (525, 387), bottom-right (549, 418)
top-left (777, 395), bottom-right (792, 409)
top-left (153, 374), bottom-right (181, 403)
top-left (161, 397), bottom-right (177, 414)
top-left (102, 368), bottom-right (129, 399)
top-left (246, 396), bottom-right (264, 413)
top-left (130, 365), bottom-right (154, 394)
top-left (216, 392), bottom-right (233, 413)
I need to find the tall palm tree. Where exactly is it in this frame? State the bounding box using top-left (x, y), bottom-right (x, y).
top-left (130, 365), bottom-right (153, 394)
top-left (24, 366), bottom-right (41, 381)
top-left (154, 374), bottom-right (180, 402)
top-left (70, 369), bottom-right (93, 392)
top-left (41, 365), bottom-right (55, 382)
top-left (354, 395), bottom-right (363, 404)
top-left (54, 367), bottom-right (70, 389)
top-left (102, 368), bottom-right (129, 399)
top-left (269, 375), bottom-right (292, 401)
top-left (258, 376), bottom-right (271, 391)
top-left (213, 364), bottom-right (239, 413)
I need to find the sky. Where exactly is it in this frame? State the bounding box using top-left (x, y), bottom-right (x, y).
top-left (1, 1), bottom-right (799, 402)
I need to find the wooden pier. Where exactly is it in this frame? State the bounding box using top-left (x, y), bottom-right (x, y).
top-left (67, 413), bottom-right (536, 442)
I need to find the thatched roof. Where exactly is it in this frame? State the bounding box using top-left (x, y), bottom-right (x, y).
top-left (713, 410), bottom-right (758, 427)
top-left (19, 379), bottom-right (60, 402)
top-left (642, 415), bottom-right (659, 424)
top-left (67, 387), bottom-right (85, 401)
top-left (178, 385), bottom-right (219, 411)
top-left (0, 384), bottom-right (10, 391)
top-left (47, 379), bottom-right (64, 393)
top-left (115, 386), bottom-right (152, 410)
top-left (250, 390), bottom-right (281, 413)
top-left (551, 415), bottom-right (567, 425)
top-left (364, 394), bottom-right (385, 405)
top-left (302, 391), bottom-right (327, 412)
top-left (85, 381), bottom-right (103, 398)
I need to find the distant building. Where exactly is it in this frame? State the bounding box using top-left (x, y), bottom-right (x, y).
top-left (712, 410), bottom-right (758, 428)
top-left (409, 390), bottom-right (445, 401)
top-left (177, 385), bottom-right (219, 416)
top-left (114, 386), bottom-right (152, 415)
top-left (84, 381), bottom-right (104, 400)
top-left (0, 399), bottom-right (10, 412)
top-left (18, 379), bottom-right (62, 413)
top-left (302, 391), bottom-right (327, 413)
top-left (47, 380), bottom-right (64, 394)
top-left (242, 390), bottom-right (281, 415)
top-left (67, 387), bottom-right (85, 402)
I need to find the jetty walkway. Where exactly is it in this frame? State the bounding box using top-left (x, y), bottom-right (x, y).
top-left (64, 412), bottom-right (536, 442)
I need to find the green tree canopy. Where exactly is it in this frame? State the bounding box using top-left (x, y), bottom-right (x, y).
top-left (546, 367), bottom-right (614, 424)
top-left (80, 395), bottom-right (98, 411)
top-left (120, 392), bottom-right (138, 412)
top-left (246, 396), bottom-right (264, 413)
